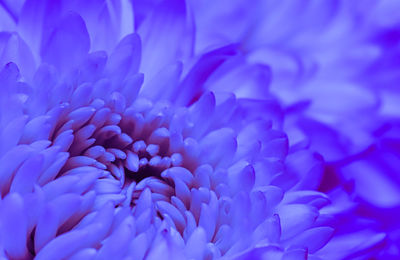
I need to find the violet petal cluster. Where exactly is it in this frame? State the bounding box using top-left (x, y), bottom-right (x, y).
top-left (0, 1), bottom-right (399, 260)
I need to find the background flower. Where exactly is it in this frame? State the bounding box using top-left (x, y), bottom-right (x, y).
top-left (0, 0), bottom-right (399, 260)
top-left (190, 0), bottom-right (400, 256)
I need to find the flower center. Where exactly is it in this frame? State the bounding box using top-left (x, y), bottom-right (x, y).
top-left (51, 97), bottom-right (192, 218)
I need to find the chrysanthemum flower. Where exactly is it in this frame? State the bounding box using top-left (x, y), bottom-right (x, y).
top-left (0, 0), bottom-right (398, 260)
top-left (191, 0), bottom-right (400, 257)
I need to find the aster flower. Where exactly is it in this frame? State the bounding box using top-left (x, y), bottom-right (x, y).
top-left (0, 0), bottom-right (398, 260)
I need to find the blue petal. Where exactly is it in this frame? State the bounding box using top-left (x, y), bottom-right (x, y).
top-left (0, 32), bottom-right (36, 80)
top-left (0, 115), bottom-right (27, 156)
top-left (68, 248), bottom-right (97, 260)
top-left (96, 216), bottom-right (135, 259)
top-left (341, 160), bottom-right (400, 208)
top-left (35, 229), bottom-right (90, 260)
top-left (41, 12), bottom-right (90, 72)
top-left (284, 227), bottom-right (334, 253)
top-left (106, 33), bottom-right (141, 86)
top-left (207, 61), bottom-right (272, 99)
top-left (277, 204), bottom-right (319, 240)
top-left (0, 193), bottom-right (29, 259)
top-left (10, 154), bottom-right (44, 194)
top-left (184, 227), bottom-right (207, 259)
top-left (174, 44), bottom-right (238, 105)
top-left (138, 0), bottom-right (191, 82)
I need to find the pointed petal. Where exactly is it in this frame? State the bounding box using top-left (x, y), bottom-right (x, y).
top-left (106, 33), bottom-right (141, 85)
top-left (227, 161), bottom-right (255, 194)
top-left (140, 62), bottom-right (182, 100)
top-left (135, 208), bottom-right (152, 234)
top-left (134, 187), bottom-right (153, 217)
top-left (207, 62), bottom-right (272, 99)
top-left (38, 152), bottom-right (69, 185)
top-left (35, 194), bottom-right (82, 252)
top-left (185, 227), bottom-right (207, 260)
top-left (23, 186), bottom-right (45, 232)
top-left (138, 0), bottom-right (190, 81)
top-left (161, 167), bottom-right (194, 186)
top-left (42, 175), bottom-right (79, 199)
top-left (10, 154), bottom-right (44, 194)
top-left (174, 177), bottom-right (191, 208)
top-left (342, 160), bottom-right (400, 208)
top-left (35, 229), bottom-right (89, 260)
top-left (288, 150), bottom-right (324, 190)
top-left (252, 214), bottom-right (281, 244)
top-left (20, 115), bottom-right (52, 144)
top-left (282, 248), bottom-right (307, 260)
top-left (194, 164), bottom-right (211, 189)
top-left (0, 115), bottom-right (27, 156)
top-left (52, 130), bottom-right (74, 152)
top-left (41, 12), bottom-right (90, 72)
top-left (96, 216), bottom-right (135, 259)
top-left (79, 51), bottom-right (107, 82)
top-left (277, 204), bottom-right (319, 240)
top-left (0, 32), bottom-right (36, 80)
top-left (174, 44), bottom-right (238, 105)
top-left (128, 233), bottom-right (148, 260)
top-left (286, 227), bottom-right (334, 253)
top-left (199, 128), bottom-right (237, 167)
top-left (68, 248), bottom-right (97, 260)
top-left (199, 203), bottom-right (216, 242)
top-left (70, 83), bottom-right (93, 109)
top-left (189, 91), bottom-right (216, 138)
top-left (0, 193), bottom-right (29, 259)
top-left (121, 73), bottom-right (143, 105)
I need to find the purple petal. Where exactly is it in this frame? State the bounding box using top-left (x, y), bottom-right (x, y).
top-left (20, 115), bottom-right (52, 144)
top-left (42, 175), bottom-right (79, 199)
top-left (10, 154), bottom-right (44, 194)
top-left (156, 201), bottom-right (186, 233)
top-left (140, 62), bottom-right (182, 100)
top-left (341, 161), bottom-right (400, 208)
top-left (285, 227), bottom-right (334, 253)
top-left (174, 44), bottom-right (238, 106)
top-left (0, 193), bottom-right (29, 259)
top-left (70, 83), bottom-right (94, 109)
top-left (138, 0), bottom-right (190, 81)
top-left (189, 92), bottom-right (216, 138)
top-left (121, 73), bottom-right (143, 105)
top-left (0, 32), bottom-right (36, 80)
top-left (199, 128), bottom-right (237, 167)
top-left (35, 194), bottom-right (82, 252)
top-left (282, 248), bottom-right (307, 260)
top-left (96, 216), bottom-right (135, 259)
top-left (277, 204), bottom-right (319, 240)
top-left (37, 152), bottom-right (69, 185)
top-left (35, 229), bottom-right (89, 260)
top-left (134, 187), bottom-right (153, 216)
top-left (161, 167), bottom-right (193, 186)
top-left (252, 214), bottom-right (281, 244)
top-left (199, 203), bottom-right (216, 241)
top-left (185, 227), bottom-right (207, 259)
top-left (227, 161), bottom-right (255, 194)
top-left (127, 233), bottom-right (148, 260)
top-left (41, 12), bottom-right (90, 72)
top-left (174, 178), bottom-right (191, 208)
top-left (0, 115), bottom-right (27, 156)
top-left (68, 248), bottom-right (97, 260)
top-left (106, 33), bottom-right (141, 85)
top-left (207, 62), bottom-right (272, 99)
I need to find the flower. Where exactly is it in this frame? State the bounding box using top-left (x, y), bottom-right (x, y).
top-left (0, 0), bottom-right (398, 260)
top-left (190, 0), bottom-right (400, 257)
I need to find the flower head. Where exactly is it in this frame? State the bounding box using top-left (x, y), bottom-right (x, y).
top-left (0, 0), bottom-right (399, 259)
